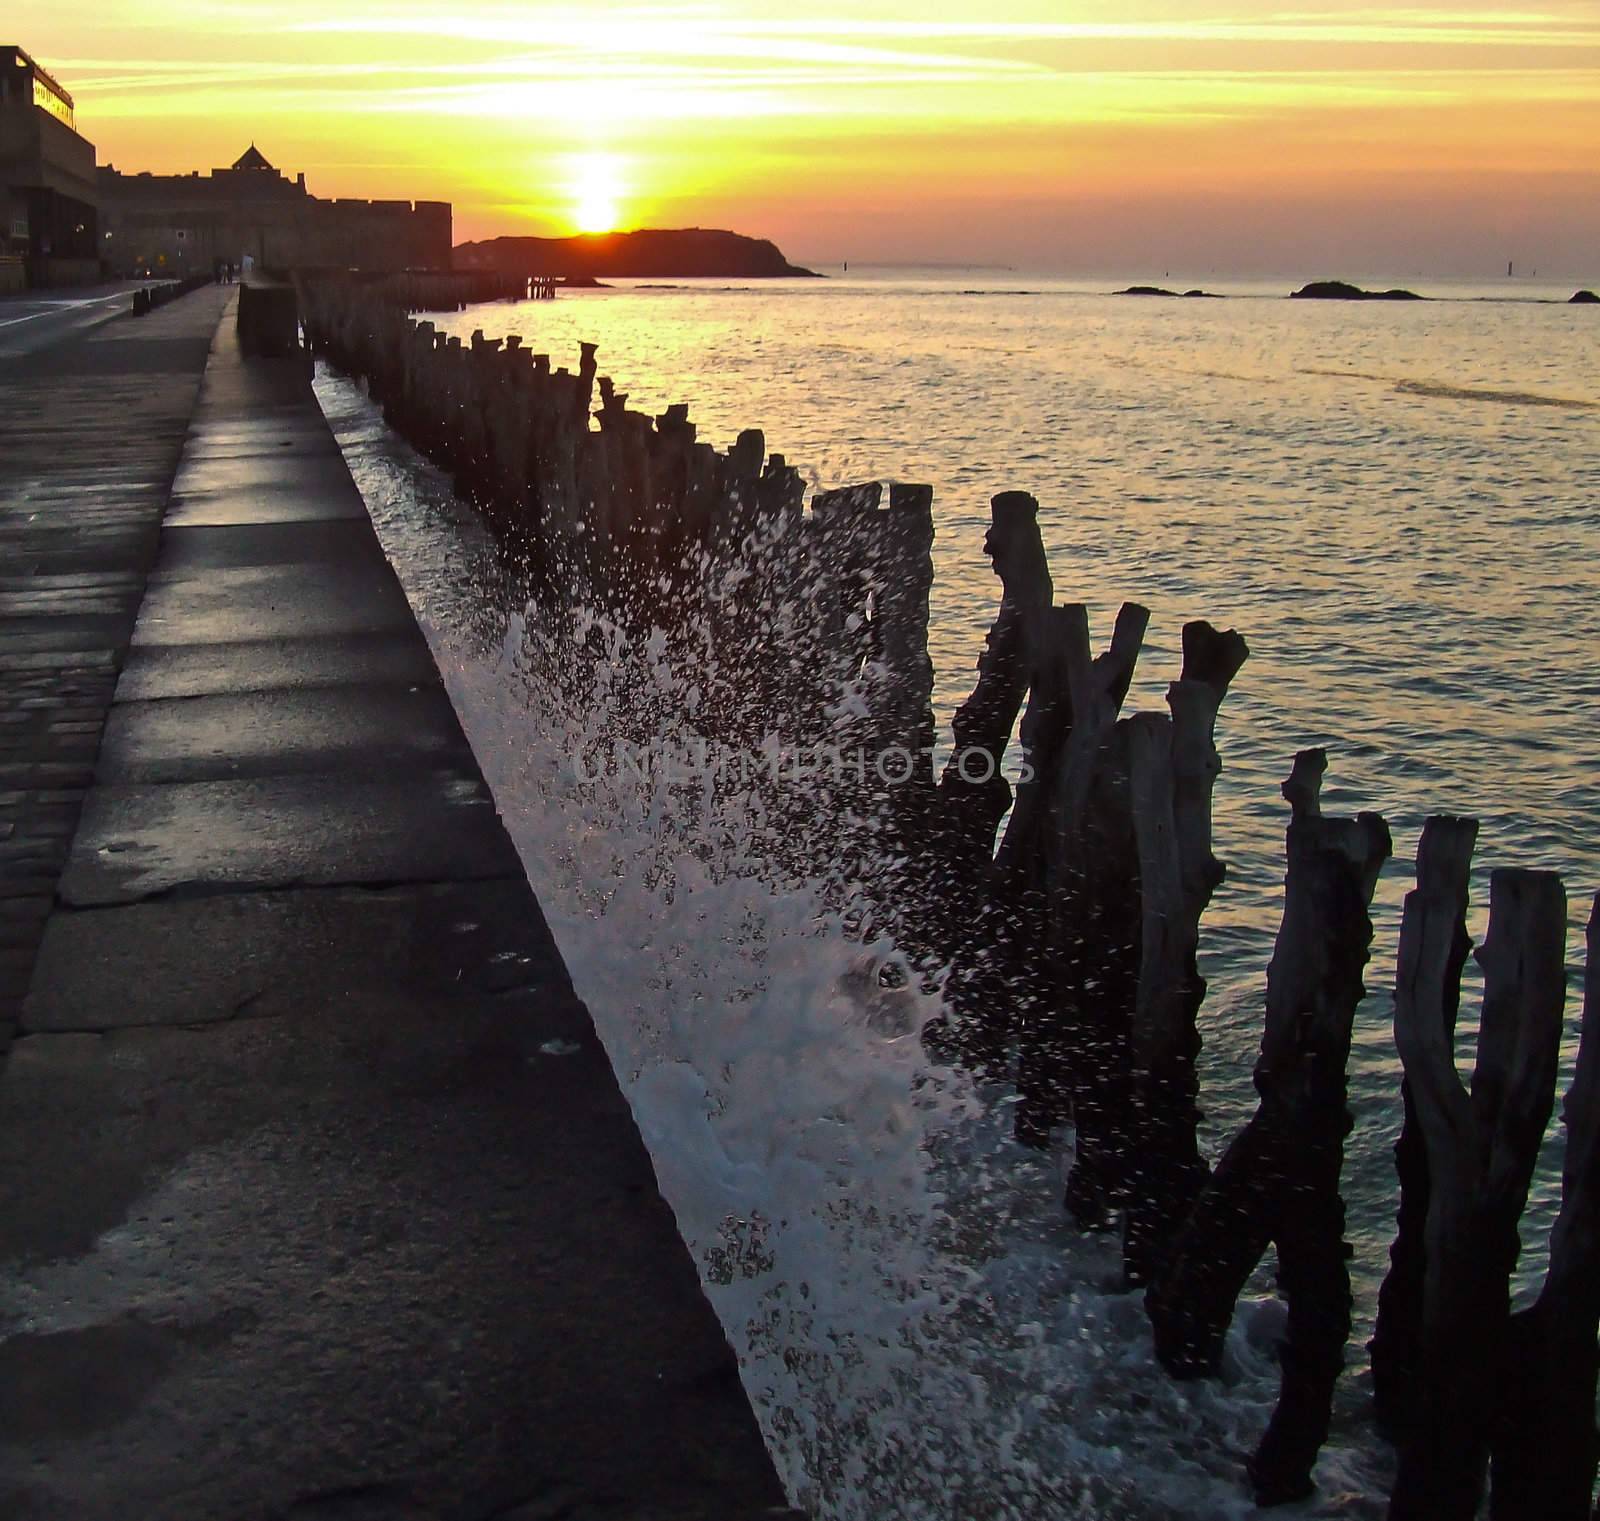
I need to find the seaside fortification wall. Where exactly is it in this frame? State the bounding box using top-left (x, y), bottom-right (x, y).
top-left (99, 163), bottom-right (453, 277)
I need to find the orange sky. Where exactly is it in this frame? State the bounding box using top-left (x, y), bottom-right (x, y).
top-left (12, 2), bottom-right (1600, 275)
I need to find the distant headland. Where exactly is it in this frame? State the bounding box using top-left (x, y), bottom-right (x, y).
top-left (454, 228), bottom-right (820, 280)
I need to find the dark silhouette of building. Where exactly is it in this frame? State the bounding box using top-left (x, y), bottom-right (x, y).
top-left (3, 47), bottom-right (450, 288)
top-left (0, 47), bottom-right (100, 290)
top-left (98, 146), bottom-right (452, 277)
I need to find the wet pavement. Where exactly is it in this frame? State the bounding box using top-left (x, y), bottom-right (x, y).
top-left (0, 284), bottom-right (231, 1045)
top-left (1, 293), bottom-right (796, 1520)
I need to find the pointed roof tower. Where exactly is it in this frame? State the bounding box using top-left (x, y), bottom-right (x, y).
top-left (231, 144), bottom-right (274, 172)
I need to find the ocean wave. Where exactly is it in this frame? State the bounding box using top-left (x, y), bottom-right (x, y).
top-left (1300, 367), bottom-right (1597, 409)
top-left (1190, 369), bottom-right (1267, 384)
top-left (1298, 367), bottom-right (1391, 382)
top-left (1394, 378), bottom-right (1598, 410)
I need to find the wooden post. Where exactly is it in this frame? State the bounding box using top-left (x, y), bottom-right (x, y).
top-left (1144, 752), bottom-right (1389, 1504)
top-left (985, 602), bottom-right (1088, 1137)
top-left (809, 482), bottom-right (882, 708)
top-left (873, 482), bottom-right (937, 791)
top-left (936, 491), bottom-right (1053, 870)
top-left (1388, 865), bottom-right (1567, 1520)
top-left (1120, 710), bottom-right (1193, 1276)
top-left (957, 599), bottom-right (1146, 1159)
top-left (1167, 622), bottom-right (1250, 940)
top-left (711, 426), bottom-right (766, 553)
top-left (756, 452), bottom-right (805, 533)
top-left (1490, 892), bottom-right (1600, 1520)
top-left (1024, 604), bottom-right (1149, 1196)
top-left (1369, 816), bottom-right (1478, 1439)
top-left (1121, 622), bottom-right (1249, 1285)
top-left (927, 492), bottom-right (1053, 1068)
top-left (1044, 704), bottom-right (1142, 1216)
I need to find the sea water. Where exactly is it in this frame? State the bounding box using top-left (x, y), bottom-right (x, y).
top-left (314, 270), bottom-right (1599, 1518)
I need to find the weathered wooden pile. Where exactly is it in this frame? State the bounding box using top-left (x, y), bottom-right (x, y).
top-left (301, 276), bottom-right (805, 581)
top-left (300, 277), bottom-right (1600, 1518)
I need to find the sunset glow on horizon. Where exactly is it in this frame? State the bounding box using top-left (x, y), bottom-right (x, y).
top-left (11, 0), bottom-right (1599, 274)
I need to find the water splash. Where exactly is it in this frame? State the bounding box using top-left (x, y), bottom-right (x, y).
top-left (338, 474), bottom-right (1396, 1516)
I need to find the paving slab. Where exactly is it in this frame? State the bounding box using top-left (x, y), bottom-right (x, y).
top-left (0, 573), bottom-right (147, 594)
top-left (179, 429), bottom-right (342, 464)
top-left (115, 633), bottom-right (443, 702)
top-left (96, 686), bottom-right (475, 784)
top-left (149, 520), bottom-right (390, 578)
top-left (0, 650), bottom-right (119, 677)
top-left (172, 452), bottom-right (356, 497)
top-left (178, 417), bottom-right (335, 442)
top-left (0, 623), bottom-right (132, 656)
top-left (0, 485), bottom-right (168, 512)
top-left (163, 483), bottom-right (371, 526)
top-left (60, 770), bottom-right (520, 905)
top-left (0, 613), bottom-right (134, 648)
top-left (22, 878), bottom-right (550, 1032)
top-left (0, 522), bottom-right (160, 562)
top-left (132, 561), bottom-right (415, 646)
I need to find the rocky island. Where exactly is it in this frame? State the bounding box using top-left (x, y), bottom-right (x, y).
top-left (454, 228), bottom-right (819, 280)
top-left (1291, 279), bottom-right (1425, 300)
top-left (1116, 285), bottom-right (1224, 298)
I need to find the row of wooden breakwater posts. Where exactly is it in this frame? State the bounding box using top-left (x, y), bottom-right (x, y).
top-left (302, 268), bottom-right (556, 314)
top-left (299, 274), bottom-right (1600, 1518)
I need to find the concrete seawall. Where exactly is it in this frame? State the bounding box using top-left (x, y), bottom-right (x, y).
top-left (0, 293), bottom-right (796, 1519)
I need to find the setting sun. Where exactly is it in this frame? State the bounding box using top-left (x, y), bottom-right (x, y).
top-left (569, 152), bottom-right (625, 234)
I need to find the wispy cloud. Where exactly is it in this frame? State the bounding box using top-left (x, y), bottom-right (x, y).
top-left (280, 8), bottom-right (1600, 49)
top-left (61, 0), bottom-right (1600, 121)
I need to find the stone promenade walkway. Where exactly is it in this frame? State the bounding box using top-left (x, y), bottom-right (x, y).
top-left (0, 294), bottom-right (794, 1520)
top-left (0, 285), bottom-right (231, 1043)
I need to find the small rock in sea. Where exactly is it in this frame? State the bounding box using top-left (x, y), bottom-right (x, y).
top-left (1571, 289), bottom-right (1599, 304)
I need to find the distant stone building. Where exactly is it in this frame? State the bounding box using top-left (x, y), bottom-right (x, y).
top-left (98, 145), bottom-right (452, 278)
top-left (4, 46), bottom-right (452, 288)
top-left (0, 47), bottom-right (100, 289)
